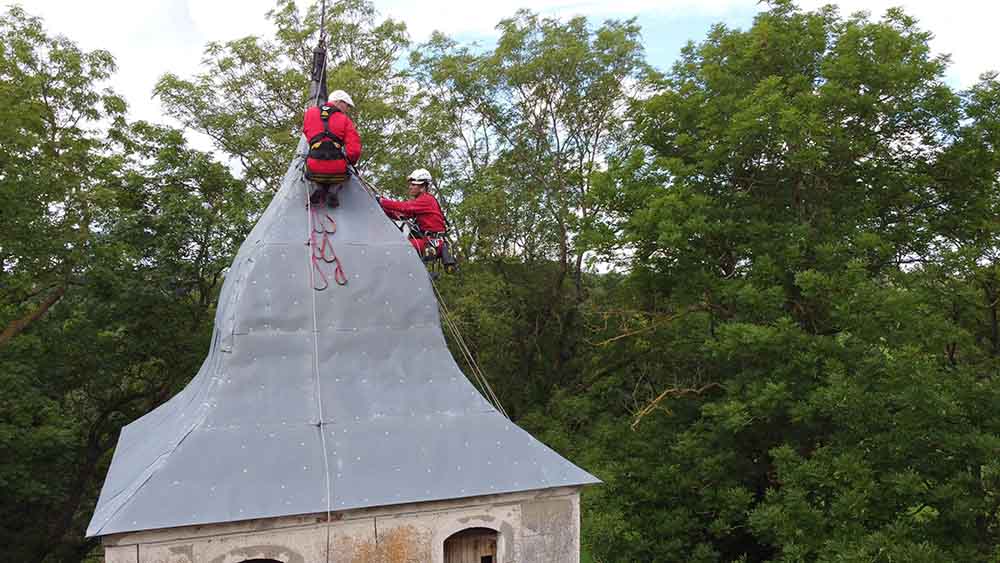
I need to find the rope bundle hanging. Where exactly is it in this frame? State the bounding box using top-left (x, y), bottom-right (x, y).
top-left (307, 201), bottom-right (347, 291)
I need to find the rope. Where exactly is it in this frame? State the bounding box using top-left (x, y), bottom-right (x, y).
top-left (309, 3), bottom-right (333, 558)
top-left (348, 167), bottom-right (502, 414)
top-left (319, 0), bottom-right (327, 42)
top-left (308, 195), bottom-right (348, 290)
top-left (303, 177), bottom-right (333, 559)
top-left (431, 280), bottom-right (509, 419)
top-left (348, 164), bottom-right (385, 202)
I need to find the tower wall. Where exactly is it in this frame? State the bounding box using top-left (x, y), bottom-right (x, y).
top-left (102, 487), bottom-right (581, 563)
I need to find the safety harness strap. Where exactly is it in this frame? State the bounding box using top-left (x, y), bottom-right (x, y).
top-left (307, 104), bottom-right (347, 162)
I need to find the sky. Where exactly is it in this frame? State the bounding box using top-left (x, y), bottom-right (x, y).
top-left (5, 0), bottom-right (997, 130)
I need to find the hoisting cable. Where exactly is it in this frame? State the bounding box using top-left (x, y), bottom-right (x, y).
top-left (309, 0), bottom-right (329, 107)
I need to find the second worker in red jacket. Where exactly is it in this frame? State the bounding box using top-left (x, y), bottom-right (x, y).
top-left (378, 168), bottom-right (447, 258)
top-left (302, 89), bottom-right (362, 208)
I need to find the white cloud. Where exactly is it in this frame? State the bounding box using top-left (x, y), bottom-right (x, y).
top-left (379, 0), bottom-right (994, 86)
top-left (794, 0), bottom-right (997, 87)
top-left (186, 0), bottom-right (280, 42)
top-left (378, 0), bottom-right (746, 40)
top-left (3, 0), bottom-right (993, 133)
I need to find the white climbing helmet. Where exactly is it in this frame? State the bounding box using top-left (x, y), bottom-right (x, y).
top-left (407, 168), bottom-right (433, 185)
top-left (328, 89), bottom-right (355, 107)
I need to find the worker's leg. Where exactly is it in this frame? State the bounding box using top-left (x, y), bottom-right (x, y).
top-left (309, 183), bottom-right (328, 205)
top-left (326, 182), bottom-right (343, 208)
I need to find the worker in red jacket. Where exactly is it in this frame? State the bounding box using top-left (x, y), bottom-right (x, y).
top-left (378, 168), bottom-right (449, 259)
top-left (302, 89), bottom-right (362, 208)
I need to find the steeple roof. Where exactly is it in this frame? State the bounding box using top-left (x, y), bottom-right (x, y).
top-left (87, 145), bottom-right (599, 537)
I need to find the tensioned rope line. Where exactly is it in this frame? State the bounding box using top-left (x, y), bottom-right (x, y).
top-left (348, 165), bottom-right (385, 203)
top-left (312, 0), bottom-right (329, 108)
top-left (351, 167), bottom-right (508, 417)
top-left (431, 279), bottom-right (509, 419)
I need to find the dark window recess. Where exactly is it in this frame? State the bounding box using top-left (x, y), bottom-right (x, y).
top-left (481, 557), bottom-right (493, 563)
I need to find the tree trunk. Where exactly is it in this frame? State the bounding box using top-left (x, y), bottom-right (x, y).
top-left (0, 285), bottom-right (66, 348)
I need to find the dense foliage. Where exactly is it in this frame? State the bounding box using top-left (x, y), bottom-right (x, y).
top-left (2, 1), bottom-right (998, 561)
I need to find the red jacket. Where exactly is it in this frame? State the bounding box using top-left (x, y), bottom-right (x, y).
top-left (380, 192), bottom-right (447, 233)
top-left (302, 105), bottom-right (362, 176)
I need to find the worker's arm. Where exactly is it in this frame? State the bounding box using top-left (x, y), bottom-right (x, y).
top-left (343, 117), bottom-right (362, 163)
top-left (379, 195), bottom-right (436, 216)
top-left (302, 107), bottom-right (316, 138)
top-left (378, 197), bottom-right (406, 220)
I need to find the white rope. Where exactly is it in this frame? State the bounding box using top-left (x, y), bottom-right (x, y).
top-left (432, 280), bottom-right (509, 419)
top-left (349, 167), bottom-right (507, 417)
top-left (303, 178), bottom-right (333, 550)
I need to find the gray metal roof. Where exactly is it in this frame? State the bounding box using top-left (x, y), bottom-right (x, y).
top-left (87, 143), bottom-right (599, 537)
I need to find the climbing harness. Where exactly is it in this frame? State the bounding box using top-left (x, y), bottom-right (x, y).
top-left (305, 104), bottom-right (349, 184)
top-left (402, 219), bottom-right (457, 270)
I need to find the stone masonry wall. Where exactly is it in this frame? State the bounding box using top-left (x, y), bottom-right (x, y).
top-left (103, 488), bottom-right (582, 563)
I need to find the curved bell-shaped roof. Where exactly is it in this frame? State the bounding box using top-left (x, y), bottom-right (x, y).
top-left (87, 142), bottom-right (599, 537)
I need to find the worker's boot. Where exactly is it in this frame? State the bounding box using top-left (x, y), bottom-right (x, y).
top-left (309, 184), bottom-right (328, 206)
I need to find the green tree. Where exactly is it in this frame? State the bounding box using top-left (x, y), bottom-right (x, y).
top-left (0, 10), bottom-right (255, 560)
top-left (0, 5), bottom-right (125, 350)
top-left (412, 11), bottom-right (651, 413)
top-left (564, 2), bottom-right (1000, 561)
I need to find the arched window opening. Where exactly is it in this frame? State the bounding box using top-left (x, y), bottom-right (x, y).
top-left (444, 527), bottom-right (498, 563)
top-left (238, 560), bottom-right (283, 563)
